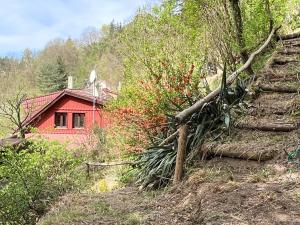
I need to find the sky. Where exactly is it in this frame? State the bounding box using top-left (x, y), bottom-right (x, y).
top-left (0, 0), bottom-right (161, 57)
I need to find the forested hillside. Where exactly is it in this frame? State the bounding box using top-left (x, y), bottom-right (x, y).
top-left (0, 0), bottom-right (300, 224)
top-left (0, 0), bottom-right (299, 132)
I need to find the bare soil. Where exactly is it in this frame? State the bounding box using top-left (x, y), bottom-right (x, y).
top-left (38, 33), bottom-right (300, 225)
top-left (38, 159), bottom-right (300, 225)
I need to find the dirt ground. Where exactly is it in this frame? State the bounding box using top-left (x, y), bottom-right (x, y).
top-left (38, 158), bottom-right (300, 225)
top-left (38, 36), bottom-right (300, 225)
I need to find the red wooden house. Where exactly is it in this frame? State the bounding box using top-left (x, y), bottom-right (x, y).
top-left (22, 88), bottom-right (115, 148)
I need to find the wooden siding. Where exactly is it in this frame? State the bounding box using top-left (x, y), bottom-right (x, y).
top-left (32, 95), bottom-right (109, 134)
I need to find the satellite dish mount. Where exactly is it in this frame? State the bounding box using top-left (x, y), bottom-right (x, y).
top-left (89, 69), bottom-right (97, 123)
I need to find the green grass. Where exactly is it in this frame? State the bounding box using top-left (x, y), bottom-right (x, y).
top-left (39, 194), bottom-right (120, 225)
top-left (294, 192), bottom-right (300, 200)
top-left (0, 117), bottom-right (10, 138)
top-left (38, 190), bottom-right (146, 225)
top-left (247, 169), bottom-right (272, 183)
top-left (125, 212), bottom-right (143, 225)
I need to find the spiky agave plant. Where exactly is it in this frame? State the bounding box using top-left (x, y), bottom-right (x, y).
top-left (136, 66), bottom-right (247, 189)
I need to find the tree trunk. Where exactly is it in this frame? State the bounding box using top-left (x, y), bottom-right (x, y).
top-left (19, 129), bottom-right (26, 139)
top-left (230, 0), bottom-right (254, 75)
top-left (173, 125), bottom-right (188, 184)
top-left (265, 0), bottom-right (274, 33)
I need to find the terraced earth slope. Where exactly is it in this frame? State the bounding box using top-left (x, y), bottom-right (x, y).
top-left (203, 36), bottom-right (300, 162)
top-left (38, 36), bottom-right (300, 225)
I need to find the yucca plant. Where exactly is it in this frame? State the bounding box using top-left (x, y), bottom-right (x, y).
top-left (136, 66), bottom-right (248, 189)
top-left (288, 145), bottom-right (300, 168)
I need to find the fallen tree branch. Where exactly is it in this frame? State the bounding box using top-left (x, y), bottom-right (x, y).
top-left (86, 161), bottom-right (136, 167)
top-left (175, 27), bottom-right (278, 124)
top-left (85, 161), bottom-right (136, 178)
top-left (159, 130), bottom-right (179, 146)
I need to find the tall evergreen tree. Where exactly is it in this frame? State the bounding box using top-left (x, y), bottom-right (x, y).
top-left (38, 56), bottom-right (68, 93)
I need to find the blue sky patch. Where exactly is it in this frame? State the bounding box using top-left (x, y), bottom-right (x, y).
top-left (0, 0), bottom-right (161, 57)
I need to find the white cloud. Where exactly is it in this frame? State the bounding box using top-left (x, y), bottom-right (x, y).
top-left (0, 0), bottom-right (161, 56)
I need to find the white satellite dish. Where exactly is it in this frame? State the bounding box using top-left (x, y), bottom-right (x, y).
top-left (89, 70), bottom-right (97, 83)
top-left (101, 80), bottom-right (107, 89)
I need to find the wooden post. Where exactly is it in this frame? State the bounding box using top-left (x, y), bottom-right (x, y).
top-left (173, 125), bottom-right (188, 184)
top-left (86, 163), bottom-right (90, 179)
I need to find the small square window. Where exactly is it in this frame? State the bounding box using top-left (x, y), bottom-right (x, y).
top-left (55, 112), bottom-right (67, 128)
top-left (73, 113), bottom-right (85, 128)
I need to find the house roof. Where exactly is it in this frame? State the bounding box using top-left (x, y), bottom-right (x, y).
top-left (22, 88), bottom-right (108, 127)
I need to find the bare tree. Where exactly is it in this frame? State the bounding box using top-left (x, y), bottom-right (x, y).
top-left (0, 92), bottom-right (30, 139)
top-left (265, 0), bottom-right (274, 33)
top-left (229, 0), bottom-right (254, 75)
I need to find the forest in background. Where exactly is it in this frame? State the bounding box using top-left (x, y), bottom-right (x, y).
top-left (0, 0), bottom-right (299, 139)
top-left (0, 0), bottom-right (300, 223)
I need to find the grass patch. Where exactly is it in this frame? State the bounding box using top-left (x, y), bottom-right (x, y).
top-left (38, 194), bottom-right (120, 225)
top-left (247, 169), bottom-right (272, 183)
top-left (294, 192), bottom-right (300, 200)
top-left (291, 110), bottom-right (300, 117)
top-left (187, 166), bottom-right (234, 186)
top-left (125, 212), bottom-right (143, 225)
top-left (39, 207), bottom-right (88, 225)
top-left (118, 166), bottom-right (138, 185)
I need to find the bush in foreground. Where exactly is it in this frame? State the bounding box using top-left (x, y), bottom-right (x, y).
top-left (0, 139), bottom-right (84, 225)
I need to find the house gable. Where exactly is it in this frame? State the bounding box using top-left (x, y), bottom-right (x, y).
top-left (29, 95), bottom-right (108, 134)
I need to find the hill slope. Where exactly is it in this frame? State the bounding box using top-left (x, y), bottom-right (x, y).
top-left (203, 36), bottom-right (300, 162)
top-left (38, 36), bottom-right (300, 225)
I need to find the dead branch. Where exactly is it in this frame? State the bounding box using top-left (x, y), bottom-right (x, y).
top-left (86, 161), bottom-right (136, 167)
top-left (0, 91), bottom-right (30, 138)
top-left (159, 130), bottom-right (179, 146)
top-left (175, 27), bottom-right (278, 124)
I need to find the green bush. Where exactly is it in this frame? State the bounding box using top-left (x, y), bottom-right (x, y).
top-left (0, 139), bottom-right (84, 224)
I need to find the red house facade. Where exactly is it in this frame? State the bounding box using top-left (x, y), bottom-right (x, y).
top-left (23, 89), bottom-right (113, 147)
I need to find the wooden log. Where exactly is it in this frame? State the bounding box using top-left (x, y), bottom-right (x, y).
top-left (279, 32), bottom-right (300, 40)
top-left (205, 148), bottom-right (274, 161)
top-left (175, 27), bottom-right (278, 124)
top-left (277, 49), bottom-right (300, 55)
top-left (86, 163), bottom-right (90, 179)
top-left (159, 130), bottom-right (179, 146)
top-left (173, 125), bottom-right (188, 184)
top-left (271, 58), bottom-right (298, 65)
top-left (86, 161), bottom-right (136, 167)
top-left (236, 122), bottom-right (298, 132)
top-left (282, 41), bottom-right (300, 48)
top-left (269, 77), bottom-right (298, 82)
top-left (259, 84), bottom-right (299, 93)
top-left (85, 161), bottom-right (137, 178)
